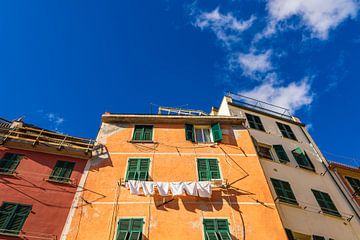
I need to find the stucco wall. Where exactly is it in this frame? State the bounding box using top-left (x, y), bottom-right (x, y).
top-left (66, 122), bottom-right (287, 240)
top-left (0, 147), bottom-right (87, 240)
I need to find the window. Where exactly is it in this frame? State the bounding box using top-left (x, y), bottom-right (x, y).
top-left (116, 218), bottom-right (143, 240)
top-left (311, 189), bottom-right (340, 217)
top-left (277, 122), bottom-right (297, 140)
top-left (0, 153), bottom-right (22, 174)
top-left (285, 229), bottom-right (294, 240)
top-left (132, 125), bottom-right (153, 141)
top-left (126, 158), bottom-right (150, 181)
top-left (245, 113), bottom-right (265, 131)
top-left (185, 123), bottom-right (223, 143)
top-left (271, 178), bottom-right (298, 205)
top-left (345, 176), bottom-right (360, 196)
top-left (292, 147), bottom-right (315, 171)
top-left (49, 160), bottom-right (75, 183)
top-left (0, 202), bottom-right (31, 235)
top-left (257, 145), bottom-right (273, 160)
top-left (273, 145), bottom-right (290, 163)
top-left (312, 236), bottom-right (325, 240)
top-left (203, 219), bottom-right (231, 240)
top-left (197, 158), bottom-right (221, 181)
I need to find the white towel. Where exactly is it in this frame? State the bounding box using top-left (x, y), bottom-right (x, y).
top-left (141, 181), bottom-right (155, 196)
top-left (197, 181), bottom-right (212, 198)
top-left (184, 182), bottom-right (197, 196)
top-left (127, 180), bottom-right (140, 195)
top-left (170, 182), bottom-right (185, 196)
top-left (156, 182), bottom-right (169, 196)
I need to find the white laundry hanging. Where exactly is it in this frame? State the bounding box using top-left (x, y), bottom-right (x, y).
top-left (196, 181), bottom-right (212, 198)
top-left (183, 182), bottom-right (197, 196)
top-left (170, 182), bottom-right (185, 196)
top-left (141, 181), bottom-right (155, 196)
top-left (127, 180), bottom-right (141, 195)
top-left (156, 182), bottom-right (169, 196)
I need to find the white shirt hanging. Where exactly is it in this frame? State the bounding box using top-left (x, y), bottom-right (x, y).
top-left (170, 182), bottom-right (185, 196)
top-left (156, 182), bottom-right (169, 196)
top-left (184, 182), bottom-right (198, 196)
top-left (197, 181), bottom-right (212, 198)
top-left (127, 180), bottom-right (141, 195)
top-left (141, 181), bottom-right (155, 196)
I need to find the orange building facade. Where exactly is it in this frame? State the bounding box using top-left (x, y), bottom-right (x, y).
top-left (64, 114), bottom-right (287, 240)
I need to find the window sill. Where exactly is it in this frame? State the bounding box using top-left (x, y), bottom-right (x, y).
top-left (130, 140), bottom-right (154, 144)
top-left (0, 171), bottom-right (18, 177)
top-left (277, 199), bottom-right (301, 208)
top-left (297, 165), bottom-right (316, 173)
top-left (0, 231), bottom-right (20, 238)
top-left (321, 211), bottom-right (342, 219)
top-left (46, 178), bottom-right (73, 185)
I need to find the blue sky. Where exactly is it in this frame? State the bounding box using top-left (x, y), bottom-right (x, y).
top-left (1, 1), bottom-right (359, 166)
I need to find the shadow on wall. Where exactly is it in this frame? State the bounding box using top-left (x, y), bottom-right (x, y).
top-left (90, 144), bottom-right (113, 171)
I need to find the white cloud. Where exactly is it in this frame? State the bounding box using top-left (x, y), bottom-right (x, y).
top-left (46, 113), bottom-right (64, 125)
top-left (267, 0), bottom-right (359, 39)
top-left (231, 50), bottom-right (272, 76)
top-left (240, 76), bottom-right (313, 113)
top-left (194, 8), bottom-right (256, 45)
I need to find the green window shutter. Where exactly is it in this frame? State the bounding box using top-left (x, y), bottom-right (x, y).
top-left (271, 178), bottom-right (298, 205)
top-left (208, 159), bottom-right (221, 180)
top-left (117, 218), bottom-right (143, 240)
top-left (50, 161), bottom-right (75, 182)
top-left (273, 145), bottom-right (289, 163)
top-left (203, 219), bottom-right (230, 240)
top-left (126, 158), bottom-right (150, 181)
top-left (6, 205), bottom-right (31, 234)
top-left (211, 123), bottom-right (223, 142)
top-left (197, 159), bottom-right (209, 181)
top-left (132, 126), bottom-right (143, 140)
top-left (311, 189), bottom-right (340, 216)
top-left (292, 147), bottom-right (314, 171)
top-left (313, 236), bottom-right (325, 240)
top-left (142, 126), bottom-right (153, 141)
top-left (185, 124), bottom-right (195, 141)
top-left (0, 153), bottom-right (22, 174)
top-left (132, 125), bottom-right (153, 141)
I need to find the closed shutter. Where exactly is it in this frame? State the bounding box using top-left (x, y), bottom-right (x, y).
top-left (0, 203), bottom-right (16, 232)
top-left (203, 219), bottom-right (230, 240)
top-left (197, 159), bottom-right (209, 181)
top-left (117, 219), bottom-right (131, 240)
top-left (208, 159), bottom-right (221, 180)
top-left (50, 161), bottom-right (65, 181)
top-left (142, 126), bottom-right (153, 141)
top-left (117, 219), bottom-right (143, 240)
top-left (50, 161), bottom-right (75, 182)
top-left (185, 124), bottom-right (194, 141)
top-left (6, 205), bottom-right (31, 234)
top-left (132, 127), bottom-right (143, 141)
top-left (311, 189), bottom-right (340, 216)
top-left (126, 159), bottom-right (150, 181)
top-left (0, 153), bottom-right (22, 173)
top-left (138, 159), bottom-right (149, 181)
top-left (273, 145), bottom-right (289, 163)
top-left (271, 178), bottom-right (298, 204)
top-left (126, 159), bottom-right (140, 181)
top-left (211, 123), bottom-right (223, 142)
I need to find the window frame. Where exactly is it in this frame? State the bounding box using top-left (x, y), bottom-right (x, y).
top-left (276, 122), bottom-right (297, 141)
top-left (132, 125), bottom-right (154, 142)
top-left (197, 158), bottom-right (222, 181)
top-left (49, 160), bottom-right (75, 183)
top-left (345, 176), bottom-right (360, 196)
top-left (125, 158), bottom-right (151, 181)
top-left (203, 218), bottom-right (231, 240)
top-left (291, 147), bottom-right (315, 172)
top-left (0, 202), bottom-right (32, 236)
top-left (270, 178), bottom-right (298, 205)
top-left (273, 144), bottom-right (290, 163)
top-left (311, 189), bottom-right (341, 217)
top-left (0, 153), bottom-right (23, 175)
top-left (245, 113), bottom-right (265, 131)
top-left (257, 144), bottom-right (273, 160)
top-left (116, 218), bottom-right (144, 240)
top-left (194, 126), bottom-right (214, 143)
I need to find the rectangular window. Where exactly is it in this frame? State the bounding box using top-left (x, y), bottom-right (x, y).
top-left (313, 236), bottom-right (325, 240)
top-left (0, 202), bottom-right (32, 235)
top-left (197, 158), bottom-right (221, 181)
top-left (311, 189), bottom-right (340, 217)
top-left (0, 153), bottom-right (22, 174)
top-left (185, 124), bottom-right (195, 141)
top-left (277, 122), bottom-right (297, 140)
top-left (345, 176), bottom-right (360, 196)
top-left (273, 145), bottom-right (290, 163)
top-left (245, 113), bottom-right (265, 131)
top-left (49, 160), bottom-right (75, 183)
top-left (116, 218), bottom-right (143, 240)
top-left (292, 147), bottom-right (315, 171)
top-left (257, 145), bottom-right (273, 160)
top-left (132, 125), bottom-right (153, 141)
top-left (126, 158), bottom-right (150, 181)
top-left (195, 127), bottom-right (212, 143)
top-left (271, 178), bottom-right (298, 205)
top-left (203, 219), bottom-right (231, 240)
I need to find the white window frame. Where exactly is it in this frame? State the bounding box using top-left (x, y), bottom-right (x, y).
top-left (194, 125), bottom-right (213, 143)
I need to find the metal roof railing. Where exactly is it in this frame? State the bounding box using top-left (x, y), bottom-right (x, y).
top-left (226, 92), bottom-right (293, 120)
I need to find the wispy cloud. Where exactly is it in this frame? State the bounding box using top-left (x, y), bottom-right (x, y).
top-left (266, 0), bottom-right (359, 39)
top-left (240, 75), bottom-right (314, 113)
top-left (37, 110), bottom-right (65, 132)
top-left (194, 8), bottom-right (256, 46)
top-left (229, 50), bottom-right (272, 77)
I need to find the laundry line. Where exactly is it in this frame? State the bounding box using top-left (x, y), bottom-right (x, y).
top-left (125, 180), bottom-right (212, 198)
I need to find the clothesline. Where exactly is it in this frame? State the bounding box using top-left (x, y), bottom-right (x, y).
top-left (125, 180), bottom-right (212, 198)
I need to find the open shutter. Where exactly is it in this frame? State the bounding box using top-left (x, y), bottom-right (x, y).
top-left (185, 124), bottom-right (195, 141)
top-left (211, 123), bottom-right (223, 142)
top-left (208, 159), bottom-right (221, 180)
top-left (197, 159), bottom-right (209, 181)
top-left (6, 205), bottom-right (31, 234)
top-left (292, 148), bottom-right (308, 167)
top-left (126, 159), bottom-right (139, 181)
top-left (273, 145), bottom-right (289, 163)
top-left (0, 203), bottom-right (17, 233)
